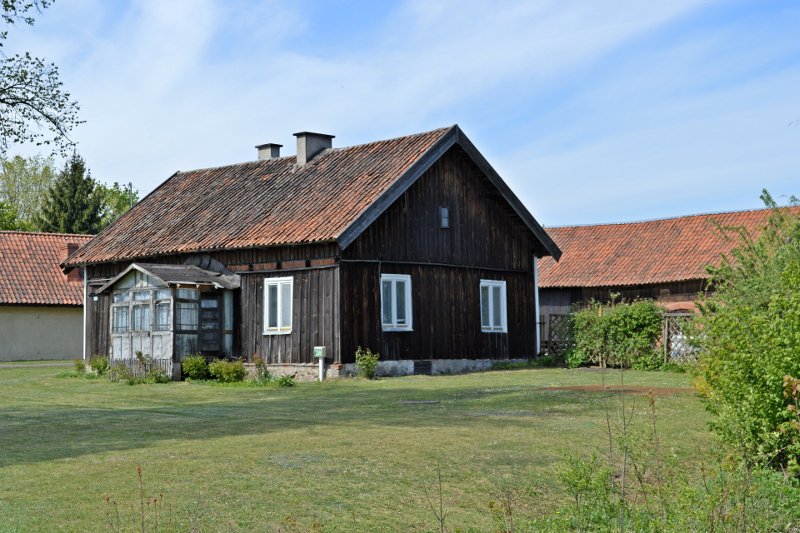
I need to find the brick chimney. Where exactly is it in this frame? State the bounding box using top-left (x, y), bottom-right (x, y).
top-left (65, 242), bottom-right (83, 282)
top-left (256, 143), bottom-right (282, 160)
top-left (293, 132), bottom-right (334, 165)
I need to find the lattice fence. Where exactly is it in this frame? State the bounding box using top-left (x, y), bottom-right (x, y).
top-left (546, 313), bottom-right (573, 357)
top-left (663, 312), bottom-right (698, 364)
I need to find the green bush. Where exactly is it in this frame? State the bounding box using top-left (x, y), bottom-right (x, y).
top-left (89, 355), bottom-right (109, 376)
top-left (274, 375), bottom-right (295, 387)
top-left (208, 359), bottom-right (246, 383)
top-left (73, 359), bottom-right (85, 374)
top-left (567, 299), bottom-right (664, 369)
top-left (253, 356), bottom-right (272, 383)
top-left (181, 355), bottom-right (209, 380)
top-left (355, 346), bottom-right (380, 379)
top-left (696, 195), bottom-right (800, 470)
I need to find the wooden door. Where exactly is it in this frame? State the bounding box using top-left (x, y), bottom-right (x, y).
top-left (200, 292), bottom-right (221, 355)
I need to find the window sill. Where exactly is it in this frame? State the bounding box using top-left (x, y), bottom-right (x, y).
top-left (263, 330), bottom-right (292, 336)
top-left (382, 327), bottom-right (413, 333)
top-left (481, 329), bottom-right (508, 334)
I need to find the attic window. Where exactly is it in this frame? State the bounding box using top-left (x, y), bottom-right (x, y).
top-left (439, 207), bottom-right (449, 229)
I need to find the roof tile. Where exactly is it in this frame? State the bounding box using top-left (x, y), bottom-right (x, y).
top-left (538, 207), bottom-right (800, 287)
top-left (0, 232), bottom-right (92, 305)
top-left (67, 127), bottom-right (451, 265)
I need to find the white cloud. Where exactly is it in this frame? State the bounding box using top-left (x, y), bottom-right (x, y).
top-left (8, 0), bottom-right (798, 228)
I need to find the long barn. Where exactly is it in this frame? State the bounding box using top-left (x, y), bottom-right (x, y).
top-left (64, 126), bottom-right (560, 379)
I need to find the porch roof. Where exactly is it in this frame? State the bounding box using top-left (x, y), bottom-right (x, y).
top-left (97, 263), bottom-right (240, 293)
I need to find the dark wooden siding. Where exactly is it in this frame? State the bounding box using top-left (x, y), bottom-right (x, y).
top-left (84, 287), bottom-right (110, 357)
top-left (84, 244), bottom-right (338, 361)
top-left (343, 145), bottom-right (536, 272)
top-left (239, 266), bottom-right (340, 365)
top-left (339, 262), bottom-right (537, 363)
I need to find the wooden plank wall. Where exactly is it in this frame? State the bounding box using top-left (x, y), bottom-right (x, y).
top-left (339, 262), bottom-right (537, 363)
top-left (339, 145), bottom-right (540, 363)
top-left (342, 145), bottom-right (536, 272)
top-left (239, 266), bottom-right (340, 365)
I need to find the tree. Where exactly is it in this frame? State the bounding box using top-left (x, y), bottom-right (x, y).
top-left (37, 152), bottom-right (102, 234)
top-left (0, 199), bottom-right (20, 229)
top-left (1, 1), bottom-right (81, 156)
top-left (0, 153), bottom-right (55, 227)
top-left (97, 181), bottom-right (138, 229)
top-left (696, 191), bottom-right (800, 473)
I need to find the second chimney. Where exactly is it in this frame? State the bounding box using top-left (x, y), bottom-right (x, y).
top-left (294, 132), bottom-right (334, 165)
top-left (256, 143), bottom-right (282, 160)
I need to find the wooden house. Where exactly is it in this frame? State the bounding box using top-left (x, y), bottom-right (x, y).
top-left (0, 231), bottom-right (92, 361)
top-left (536, 208), bottom-right (798, 345)
top-left (64, 126), bottom-right (561, 378)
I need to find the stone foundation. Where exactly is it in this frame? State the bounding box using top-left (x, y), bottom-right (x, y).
top-left (246, 358), bottom-right (530, 381)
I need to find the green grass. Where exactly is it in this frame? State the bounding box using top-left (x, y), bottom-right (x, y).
top-left (0, 366), bottom-right (715, 531)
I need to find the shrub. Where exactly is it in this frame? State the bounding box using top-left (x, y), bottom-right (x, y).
top-left (567, 299), bottom-right (664, 369)
top-left (696, 194), bottom-right (800, 470)
top-left (355, 346), bottom-right (380, 379)
top-left (274, 375), bottom-right (295, 387)
top-left (253, 356), bottom-right (272, 383)
top-left (208, 358), bottom-right (246, 383)
top-left (89, 355), bottom-right (109, 376)
top-left (73, 359), bottom-right (85, 374)
top-left (181, 355), bottom-right (209, 380)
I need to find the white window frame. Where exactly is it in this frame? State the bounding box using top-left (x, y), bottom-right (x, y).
top-left (263, 276), bottom-right (293, 335)
top-left (480, 279), bottom-right (507, 333)
top-left (381, 273), bottom-right (413, 332)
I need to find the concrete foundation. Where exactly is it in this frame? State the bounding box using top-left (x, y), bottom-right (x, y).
top-left (248, 358), bottom-right (531, 381)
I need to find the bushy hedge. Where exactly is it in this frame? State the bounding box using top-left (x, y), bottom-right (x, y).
top-left (208, 358), bottom-right (246, 383)
top-left (181, 355), bottom-right (209, 380)
top-left (567, 299), bottom-right (664, 369)
top-left (696, 196), bottom-right (800, 471)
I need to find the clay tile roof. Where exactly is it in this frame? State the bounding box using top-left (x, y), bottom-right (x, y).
top-left (67, 127), bottom-right (453, 266)
top-left (538, 207), bottom-right (800, 288)
top-left (0, 232), bottom-right (93, 305)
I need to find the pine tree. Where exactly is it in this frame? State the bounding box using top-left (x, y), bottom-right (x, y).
top-left (37, 153), bottom-right (103, 234)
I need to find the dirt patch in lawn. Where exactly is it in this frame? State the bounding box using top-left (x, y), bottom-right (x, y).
top-left (542, 385), bottom-right (695, 396)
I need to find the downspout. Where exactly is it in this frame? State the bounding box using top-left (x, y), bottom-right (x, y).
top-left (533, 257), bottom-right (540, 355)
top-left (82, 267), bottom-right (87, 363)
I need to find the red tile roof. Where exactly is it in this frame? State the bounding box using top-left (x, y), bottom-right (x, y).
top-left (0, 232), bottom-right (92, 305)
top-left (67, 128), bottom-right (452, 266)
top-left (66, 125), bottom-right (560, 266)
top-left (538, 207), bottom-right (800, 288)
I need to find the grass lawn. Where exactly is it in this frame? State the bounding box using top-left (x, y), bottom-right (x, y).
top-left (0, 365), bottom-right (715, 531)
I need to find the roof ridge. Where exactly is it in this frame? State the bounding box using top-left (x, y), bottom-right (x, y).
top-left (0, 230), bottom-right (94, 238)
top-left (173, 126), bottom-right (455, 177)
top-left (544, 205), bottom-right (799, 229)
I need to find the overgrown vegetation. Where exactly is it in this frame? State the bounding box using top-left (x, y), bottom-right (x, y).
top-left (207, 358), bottom-right (246, 383)
top-left (695, 192), bottom-right (800, 473)
top-left (567, 298), bottom-right (664, 370)
top-left (89, 355), bottom-right (109, 376)
top-left (180, 354), bottom-right (209, 380)
top-left (355, 346), bottom-right (380, 379)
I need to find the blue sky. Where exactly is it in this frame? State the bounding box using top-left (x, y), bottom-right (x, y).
top-left (6, 0), bottom-right (800, 226)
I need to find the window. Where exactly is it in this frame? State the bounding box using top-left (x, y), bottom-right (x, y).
top-left (176, 302), bottom-right (198, 330)
top-left (440, 207), bottom-right (449, 229)
top-left (131, 303), bottom-right (151, 332)
top-left (154, 302), bottom-right (171, 331)
top-left (264, 277), bottom-right (293, 335)
top-left (381, 274), bottom-right (412, 331)
top-left (112, 306), bottom-right (129, 333)
top-left (480, 280), bottom-right (507, 333)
